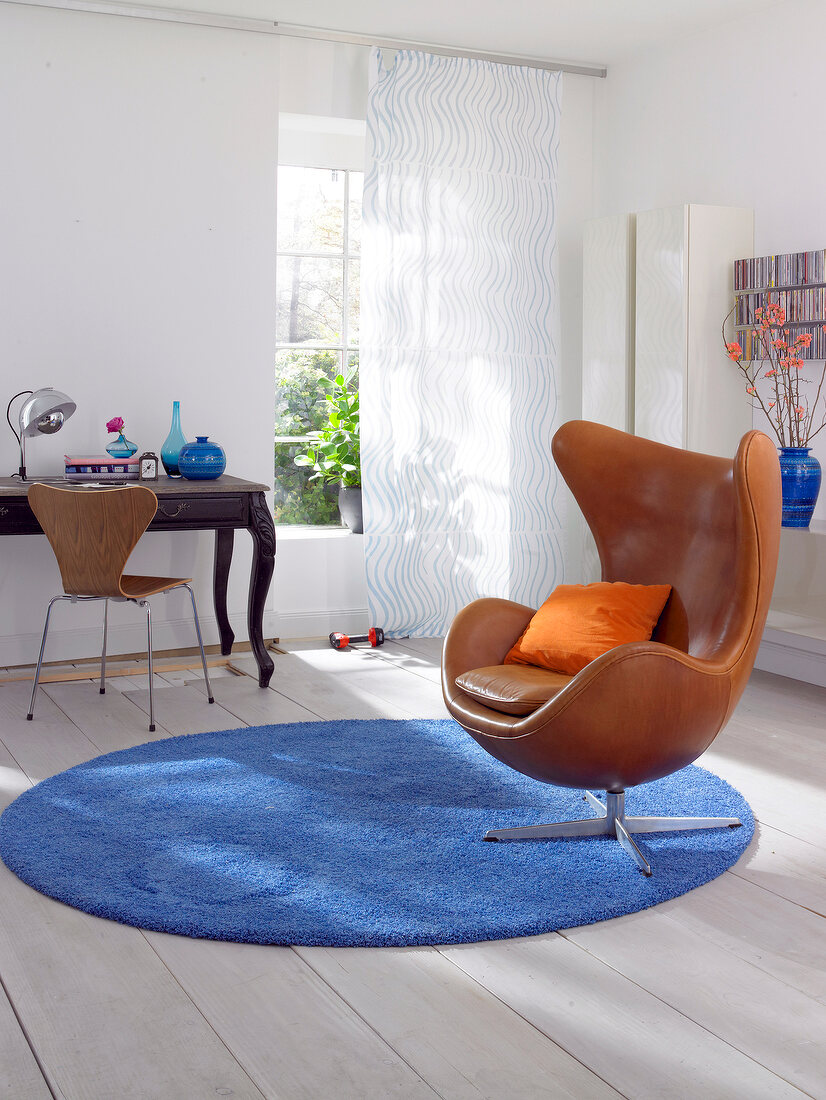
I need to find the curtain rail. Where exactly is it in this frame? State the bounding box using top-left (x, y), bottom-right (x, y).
top-left (1, 0), bottom-right (608, 77)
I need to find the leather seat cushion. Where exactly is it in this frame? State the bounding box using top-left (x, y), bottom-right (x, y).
top-left (455, 664), bottom-right (574, 716)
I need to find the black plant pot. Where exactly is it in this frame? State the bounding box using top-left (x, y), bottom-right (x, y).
top-left (338, 486), bottom-right (363, 533)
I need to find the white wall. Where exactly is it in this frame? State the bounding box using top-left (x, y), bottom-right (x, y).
top-left (0, 9), bottom-right (595, 662)
top-left (592, 0), bottom-right (826, 521)
top-left (0, 3), bottom-right (279, 664)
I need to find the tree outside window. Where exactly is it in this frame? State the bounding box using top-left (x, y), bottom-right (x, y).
top-left (275, 166), bottom-right (362, 525)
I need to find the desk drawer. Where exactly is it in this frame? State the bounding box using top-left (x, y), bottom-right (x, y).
top-left (151, 494), bottom-right (247, 528)
top-left (0, 499), bottom-right (40, 534)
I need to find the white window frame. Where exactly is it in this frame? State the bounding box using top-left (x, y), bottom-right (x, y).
top-left (274, 164), bottom-right (361, 528)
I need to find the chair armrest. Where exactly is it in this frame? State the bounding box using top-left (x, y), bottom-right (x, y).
top-left (441, 597), bottom-right (535, 706)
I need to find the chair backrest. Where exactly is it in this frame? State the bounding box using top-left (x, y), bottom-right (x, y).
top-left (28, 483), bottom-right (158, 598)
top-left (552, 422), bottom-right (780, 712)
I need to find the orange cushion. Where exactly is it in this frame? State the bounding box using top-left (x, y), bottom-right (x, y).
top-left (505, 581), bottom-right (672, 676)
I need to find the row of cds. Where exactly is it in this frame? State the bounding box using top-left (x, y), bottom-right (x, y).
top-left (734, 249), bottom-right (826, 291)
top-left (734, 324), bottom-right (826, 362)
top-left (735, 287), bottom-right (826, 327)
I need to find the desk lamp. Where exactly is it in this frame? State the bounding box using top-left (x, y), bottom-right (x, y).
top-left (6, 388), bottom-right (77, 480)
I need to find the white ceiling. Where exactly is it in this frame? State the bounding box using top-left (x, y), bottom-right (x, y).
top-left (144, 0), bottom-right (786, 67)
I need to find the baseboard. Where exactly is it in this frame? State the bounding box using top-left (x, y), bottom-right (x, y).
top-left (0, 607), bottom-right (371, 668)
top-left (754, 628), bottom-right (826, 689)
top-left (275, 607), bottom-right (370, 641)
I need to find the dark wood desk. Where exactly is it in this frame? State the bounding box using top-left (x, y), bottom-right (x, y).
top-left (0, 474), bottom-right (276, 687)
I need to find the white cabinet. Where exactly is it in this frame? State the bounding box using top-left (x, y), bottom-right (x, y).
top-left (582, 214), bottom-right (635, 433)
top-left (757, 522), bottom-right (826, 688)
top-left (633, 205), bottom-right (756, 455)
top-left (634, 204), bottom-right (754, 457)
top-left (582, 204), bottom-right (754, 458)
top-left (580, 204), bottom-right (754, 585)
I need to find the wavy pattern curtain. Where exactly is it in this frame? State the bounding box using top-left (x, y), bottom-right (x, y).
top-left (361, 50), bottom-right (564, 637)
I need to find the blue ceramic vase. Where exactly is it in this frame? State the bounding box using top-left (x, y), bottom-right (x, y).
top-left (779, 447), bottom-right (821, 528)
top-left (161, 401), bottom-right (187, 477)
top-left (106, 433), bottom-right (138, 458)
top-left (179, 436), bottom-right (226, 480)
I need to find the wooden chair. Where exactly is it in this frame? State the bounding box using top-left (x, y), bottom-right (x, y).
top-left (27, 483), bottom-right (214, 732)
top-left (442, 422), bottom-right (781, 876)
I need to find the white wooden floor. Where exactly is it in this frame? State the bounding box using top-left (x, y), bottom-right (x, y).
top-left (0, 638), bottom-right (824, 1099)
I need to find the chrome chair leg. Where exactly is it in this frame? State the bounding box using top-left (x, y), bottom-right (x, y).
top-left (27, 595), bottom-right (69, 720)
top-left (614, 816), bottom-right (652, 877)
top-left (485, 816), bottom-right (611, 840)
top-left (485, 788), bottom-right (741, 876)
top-left (584, 790), bottom-right (607, 816)
top-left (622, 814), bottom-right (742, 832)
top-left (140, 599), bottom-right (155, 732)
top-left (100, 599), bottom-right (108, 695)
top-left (181, 583), bottom-right (214, 704)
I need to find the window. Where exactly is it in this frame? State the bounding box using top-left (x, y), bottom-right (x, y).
top-left (274, 166), bottom-right (362, 526)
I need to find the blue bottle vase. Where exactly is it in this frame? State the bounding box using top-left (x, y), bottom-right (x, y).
top-left (161, 401), bottom-right (187, 477)
top-left (106, 433), bottom-right (138, 458)
top-left (178, 436), bottom-right (226, 480)
top-left (779, 447), bottom-right (821, 528)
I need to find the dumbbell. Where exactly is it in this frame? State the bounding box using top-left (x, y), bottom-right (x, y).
top-left (329, 627), bottom-right (385, 650)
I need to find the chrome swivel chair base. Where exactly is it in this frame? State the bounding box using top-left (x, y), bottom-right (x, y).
top-left (484, 790), bottom-right (741, 876)
top-left (27, 584), bottom-right (214, 733)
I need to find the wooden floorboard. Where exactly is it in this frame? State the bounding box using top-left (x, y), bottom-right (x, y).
top-left (0, 646), bottom-right (824, 1098)
top-left (295, 944), bottom-right (620, 1099)
top-left (145, 933), bottom-right (438, 1099)
top-left (730, 822), bottom-right (826, 916)
top-left (0, 976), bottom-right (51, 1100)
top-left (441, 933), bottom-right (807, 1099)
top-left (562, 909), bottom-right (826, 1096)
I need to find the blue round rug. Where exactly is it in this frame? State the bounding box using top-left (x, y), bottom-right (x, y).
top-left (0, 719), bottom-right (752, 946)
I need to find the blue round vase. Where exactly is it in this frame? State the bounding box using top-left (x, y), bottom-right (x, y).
top-left (779, 447), bottom-right (821, 528)
top-left (178, 436), bottom-right (226, 480)
top-left (106, 433), bottom-right (138, 458)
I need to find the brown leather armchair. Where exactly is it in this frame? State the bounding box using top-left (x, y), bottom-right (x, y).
top-left (442, 421), bottom-right (781, 875)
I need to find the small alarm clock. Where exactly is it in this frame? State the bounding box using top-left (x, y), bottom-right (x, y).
top-left (138, 451), bottom-right (159, 481)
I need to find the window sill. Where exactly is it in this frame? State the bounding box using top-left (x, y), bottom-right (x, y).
top-left (276, 526), bottom-right (358, 540)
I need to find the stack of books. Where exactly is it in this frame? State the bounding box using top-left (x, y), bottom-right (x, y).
top-left (64, 456), bottom-right (139, 482)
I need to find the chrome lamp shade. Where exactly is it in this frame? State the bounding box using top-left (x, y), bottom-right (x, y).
top-left (20, 388), bottom-right (77, 438)
top-left (7, 387), bottom-right (76, 479)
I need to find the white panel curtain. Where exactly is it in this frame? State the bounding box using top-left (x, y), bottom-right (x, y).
top-left (361, 50), bottom-right (564, 636)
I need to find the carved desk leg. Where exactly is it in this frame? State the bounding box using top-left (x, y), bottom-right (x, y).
top-left (213, 528), bottom-right (235, 655)
top-left (247, 491), bottom-right (276, 687)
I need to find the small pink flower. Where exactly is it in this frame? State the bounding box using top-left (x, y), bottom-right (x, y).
top-left (726, 341), bottom-right (743, 361)
top-left (746, 385), bottom-right (756, 395)
top-left (768, 401), bottom-right (776, 409)
top-left (106, 416), bottom-right (124, 434)
top-left (796, 332), bottom-right (813, 348)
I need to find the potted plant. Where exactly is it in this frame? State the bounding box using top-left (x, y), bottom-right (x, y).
top-left (294, 370), bottom-right (362, 532)
top-left (724, 303), bottom-right (825, 527)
